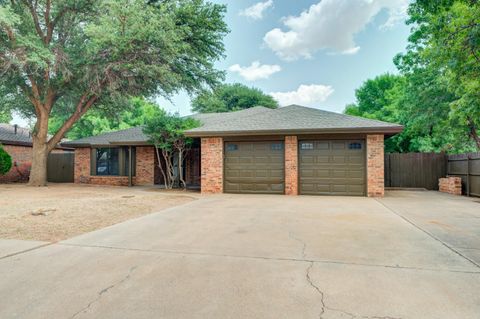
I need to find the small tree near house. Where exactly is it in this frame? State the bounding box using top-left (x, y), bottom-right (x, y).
top-left (143, 109), bottom-right (199, 189)
top-left (0, 145), bottom-right (12, 176)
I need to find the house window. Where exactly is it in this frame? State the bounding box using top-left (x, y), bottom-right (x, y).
top-left (226, 144), bottom-right (238, 151)
top-left (348, 142), bottom-right (362, 150)
top-left (271, 143), bottom-right (283, 151)
top-left (300, 142), bottom-right (314, 150)
top-left (92, 147), bottom-right (135, 176)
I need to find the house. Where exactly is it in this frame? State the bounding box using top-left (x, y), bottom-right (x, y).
top-left (64, 105), bottom-right (403, 196)
top-left (0, 124), bottom-right (72, 183)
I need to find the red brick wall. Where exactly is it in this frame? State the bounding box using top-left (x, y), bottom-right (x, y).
top-left (201, 137), bottom-right (223, 194)
top-left (74, 146), bottom-right (154, 186)
top-left (366, 134), bottom-right (385, 197)
top-left (0, 145), bottom-right (32, 183)
top-left (285, 136), bottom-right (298, 195)
top-left (439, 177), bottom-right (462, 195)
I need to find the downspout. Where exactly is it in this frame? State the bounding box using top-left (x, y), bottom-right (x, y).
top-left (128, 146), bottom-right (132, 187)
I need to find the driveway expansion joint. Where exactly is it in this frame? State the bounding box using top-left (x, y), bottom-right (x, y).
top-left (375, 199), bottom-right (480, 269)
top-left (58, 242), bottom-right (480, 274)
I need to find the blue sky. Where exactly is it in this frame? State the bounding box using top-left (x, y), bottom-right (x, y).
top-left (12, 0), bottom-right (411, 125)
top-left (157, 0), bottom-right (411, 116)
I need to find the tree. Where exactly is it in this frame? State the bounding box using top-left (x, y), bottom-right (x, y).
top-left (0, 145), bottom-right (12, 175)
top-left (48, 97), bottom-right (160, 140)
top-left (143, 108), bottom-right (199, 189)
top-left (0, 0), bottom-right (228, 186)
top-left (191, 83), bottom-right (278, 113)
top-left (397, 0), bottom-right (480, 150)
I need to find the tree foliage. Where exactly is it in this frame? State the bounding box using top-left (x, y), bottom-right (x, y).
top-left (143, 108), bottom-right (199, 189)
top-left (346, 0), bottom-right (480, 153)
top-left (191, 83), bottom-right (278, 113)
top-left (49, 97), bottom-right (159, 140)
top-left (0, 145), bottom-right (12, 175)
top-left (0, 0), bottom-right (228, 185)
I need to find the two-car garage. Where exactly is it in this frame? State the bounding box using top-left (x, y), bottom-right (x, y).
top-left (223, 139), bottom-right (366, 196)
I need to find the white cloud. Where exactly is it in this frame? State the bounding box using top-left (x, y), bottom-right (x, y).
top-left (264, 0), bottom-right (409, 60)
top-left (270, 84), bottom-right (334, 106)
top-left (228, 61), bottom-right (281, 81)
top-left (240, 0), bottom-right (274, 20)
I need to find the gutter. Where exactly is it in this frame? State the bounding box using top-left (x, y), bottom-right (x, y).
top-left (184, 126), bottom-right (404, 138)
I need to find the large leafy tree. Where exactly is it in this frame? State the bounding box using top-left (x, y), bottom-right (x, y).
top-left (191, 83), bottom-right (278, 113)
top-left (397, 0), bottom-right (480, 150)
top-left (0, 0), bottom-right (228, 185)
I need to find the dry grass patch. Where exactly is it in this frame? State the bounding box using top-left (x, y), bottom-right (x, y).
top-left (0, 184), bottom-right (197, 242)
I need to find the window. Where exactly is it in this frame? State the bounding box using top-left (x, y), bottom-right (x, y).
top-left (271, 143), bottom-right (283, 151)
top-left (226, 144), bottom-right (238, 151)
top-left (348, 142), bottom-right (362, 150)
top-left (300, 142), bottom-right (314, 150)
top-left (92, 147), bottom-right (135, 176)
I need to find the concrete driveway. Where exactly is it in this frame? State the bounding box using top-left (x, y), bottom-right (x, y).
top-left (0, 191), bottom-right (479, 319)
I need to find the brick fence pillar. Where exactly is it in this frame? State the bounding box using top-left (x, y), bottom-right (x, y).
top-left (201, 137), bottom-right (223, 194)
top-left (285, 136), bottom-right (298, 195)
top-left (367, 134), bottom-right (385, 197)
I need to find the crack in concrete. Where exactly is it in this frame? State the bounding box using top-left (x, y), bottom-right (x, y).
top-left (70, 266), bottom-right (137, 319)
top-left (289, 231), bottom-right (402, 319)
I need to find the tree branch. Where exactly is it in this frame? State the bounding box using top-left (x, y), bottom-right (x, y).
top-left (47, 94), bottom-right (98, 151)
top-left (22, 0), bottom-right (46, 43)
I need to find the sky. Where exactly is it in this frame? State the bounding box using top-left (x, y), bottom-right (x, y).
top-left (11, 0), bottom-right (412, 126)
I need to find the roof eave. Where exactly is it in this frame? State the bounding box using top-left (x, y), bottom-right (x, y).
top-left (62, 141), bottom-right (151, 148)
top-left (185, 126), bottom-right (404, 138)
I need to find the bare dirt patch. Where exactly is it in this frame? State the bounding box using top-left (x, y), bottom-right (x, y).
top-left (0, 184), bottom-right (197, 242)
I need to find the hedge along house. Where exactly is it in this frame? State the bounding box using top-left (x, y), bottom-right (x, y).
top-left (185, 105), bottom-right (403, 197)
top-left (65, 104), bottom-right (402, 196)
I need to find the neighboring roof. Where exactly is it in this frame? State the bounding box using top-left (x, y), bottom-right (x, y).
top-left (62, 127), bottom-right (150, 147)
top-left (0, 124), bottom-right (34, 146)
top-left (185, 104), bottom-right (403, 137)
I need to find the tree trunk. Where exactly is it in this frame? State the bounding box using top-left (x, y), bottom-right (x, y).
top-left (468, 119), bottom-right (480, 150)
top-left (28, 137), bottom-right (49, 186)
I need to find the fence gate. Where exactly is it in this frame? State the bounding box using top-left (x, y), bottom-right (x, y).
top-left (47, 152), bottom-right (74, 183)
top-left (384, 153), bottom-right (447, 190)
top-left (447, 152), bottom-right (480, 197)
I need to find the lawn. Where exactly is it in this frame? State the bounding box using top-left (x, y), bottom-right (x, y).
top-left (0, 184), bottom-right (197, 242)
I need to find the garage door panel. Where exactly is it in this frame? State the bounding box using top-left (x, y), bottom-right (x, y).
top-left (225, 141), bottom-right (285, 194)
top-left (299, 140), bottom-right (366, 196)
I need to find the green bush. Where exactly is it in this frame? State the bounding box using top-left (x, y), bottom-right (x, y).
top-left (0, 145), bottom-right (12, 175)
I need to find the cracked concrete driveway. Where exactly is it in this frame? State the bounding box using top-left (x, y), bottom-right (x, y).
top-left (0, 190), bottom-right (479, 319)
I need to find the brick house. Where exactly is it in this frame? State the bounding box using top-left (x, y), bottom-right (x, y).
top-left (0, 124), bottom-right (71, 183)
top-left (65, 105), bottom-right (402, 196)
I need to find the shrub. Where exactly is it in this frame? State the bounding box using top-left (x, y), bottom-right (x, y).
top-left (0, 145), bottom-right (12, 175)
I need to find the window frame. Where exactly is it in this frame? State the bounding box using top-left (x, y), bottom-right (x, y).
top-left (91, 147), bottom-right (136, 177)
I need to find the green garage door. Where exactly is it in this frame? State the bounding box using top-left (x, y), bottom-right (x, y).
top-left (224, 141), bottom-right (285, 194)
top-left (299, 140), bottom-right (366, 196)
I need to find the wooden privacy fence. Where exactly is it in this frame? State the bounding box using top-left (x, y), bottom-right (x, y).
top-left (47, 152), bottom-right (74, 183)
top-left (384, 153), bottom-right (447, 190)
top-left (447, 152), bottom-right (480, 197)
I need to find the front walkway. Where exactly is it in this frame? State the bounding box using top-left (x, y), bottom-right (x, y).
top-left (0, 191), bottom-right (479, 318)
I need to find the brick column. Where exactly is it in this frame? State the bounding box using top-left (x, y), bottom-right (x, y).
top-left (74, 148), bottom-right (91, 184)
top-left (285, 136), bottom-right (298, 195)
top-left (135, 146), bottom-right (155, 185)
top-left (201, 137), bottom-right (223, 194)
top-left (366, 135), bottom-right (385, 197)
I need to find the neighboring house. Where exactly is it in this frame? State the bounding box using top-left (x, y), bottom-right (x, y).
top-left (64, 105), bottom-right (402, 197)
top-left (0, 124), bottom-right (72, 183)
